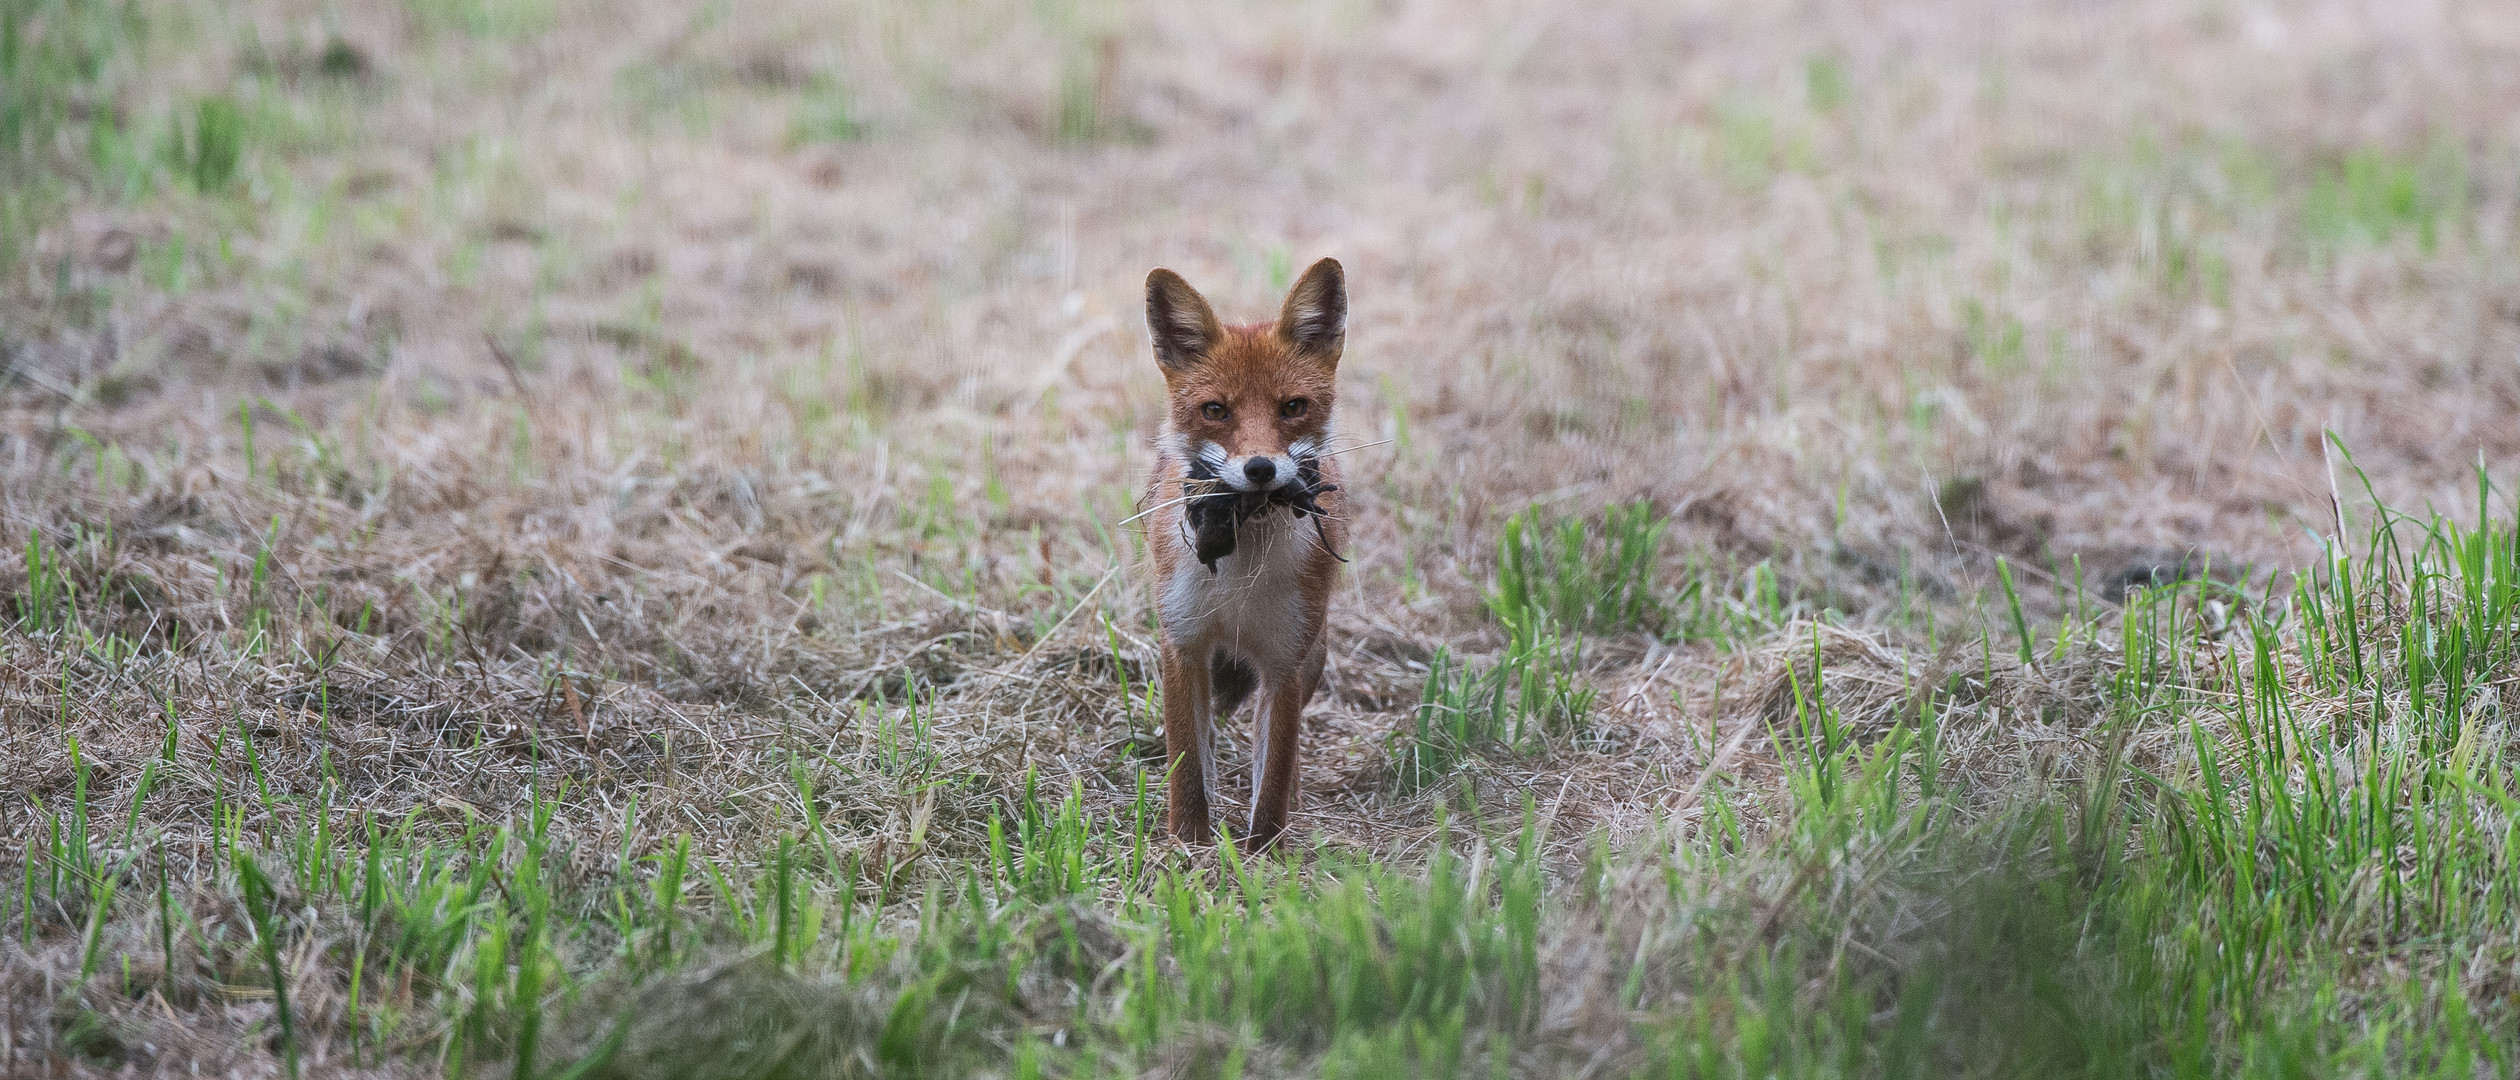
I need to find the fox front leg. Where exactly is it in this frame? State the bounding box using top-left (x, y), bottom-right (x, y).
top-left (1244, 671), bottom-right (1306, 851)
top-left (1159, 643), bottom-right (1216, 844)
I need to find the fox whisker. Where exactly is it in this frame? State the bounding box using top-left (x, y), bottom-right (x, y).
top-left (1118, 479), bottom-right (1231, 527)
top-left (1117, 496), bottom-right (1197, 527)
top-left (1312, 438), bottom-right (1393, 459)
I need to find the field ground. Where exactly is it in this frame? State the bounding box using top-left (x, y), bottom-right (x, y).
top-left (4, 0), bottom-right (2520, 1076)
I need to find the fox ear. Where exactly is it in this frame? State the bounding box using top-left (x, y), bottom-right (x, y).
top-left (1275, 257), bottom-right (1345, 362)
top-left (1145, 268), bottom-right (1223, 372)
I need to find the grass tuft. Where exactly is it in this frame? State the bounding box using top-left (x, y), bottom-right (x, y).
top-left (2303, 144), bottom-right (2468, 252)
top-left (1489, 498), bottom-right (1666, 636)
top-left (184, 95), bottom-right (242, 193)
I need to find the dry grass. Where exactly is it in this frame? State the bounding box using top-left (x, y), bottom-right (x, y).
top-left (4, 0), bottom-right (2519, 1074)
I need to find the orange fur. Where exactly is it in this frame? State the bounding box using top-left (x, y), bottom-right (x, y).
top-left (1138, 258), bottom-right (1350, 849)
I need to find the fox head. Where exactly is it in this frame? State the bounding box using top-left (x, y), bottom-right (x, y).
top-left (1144, 257), bottom-right (1345, 495)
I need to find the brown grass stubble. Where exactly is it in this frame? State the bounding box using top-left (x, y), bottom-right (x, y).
top-left (2, 0), bottom-right (2517, 1068)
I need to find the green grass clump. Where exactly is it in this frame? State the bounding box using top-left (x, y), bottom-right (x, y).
top-left (1392, 647), bottom-right (1503, 790)
top-left (1667, 557), bottom-right (1800, 646)
top-left (788, 75), bottom-right (864, 146)
top-left (0, 0), bottom-right (137, 261)
top-left (1393, 620), bottom-right (1600, 791)
top-left (1490, 498), bottom-right (1785, 645)
top-left (0, 0), bottom-right (130, 174)
top-left (182, 94), bottom-right (242, 192)
top-left (1804, 54), bottom-right (1850, 112)
top-left (410, 0), bottom-right (555, 40)
top-left (1490, 498), bottom-right (1666, 636)
top-left (9, 523), bottom-right (173, 661)
top-left (2303, 144), bottom-right (2468, 252)
top-left (1625, 484), bottom-right (2520, 1077)
top-left (1418, 497), bottom-right (1670, 774)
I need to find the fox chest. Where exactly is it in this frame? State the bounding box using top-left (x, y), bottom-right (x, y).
top-left (1160, 513), bottom-right (1316, 667)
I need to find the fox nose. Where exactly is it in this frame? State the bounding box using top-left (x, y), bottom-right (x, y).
top-left (1242, 457), bottom-right (1277, 486)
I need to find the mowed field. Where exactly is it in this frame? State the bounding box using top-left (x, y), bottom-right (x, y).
top-left (4, 0), bottom-right (2520, 1075)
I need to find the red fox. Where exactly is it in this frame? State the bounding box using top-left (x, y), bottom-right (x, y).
top-left (1138, 257), bottom-right (1349, 849)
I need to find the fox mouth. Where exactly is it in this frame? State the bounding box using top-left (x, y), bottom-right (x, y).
top-left (1182, 450), bottom-right (1338, 571)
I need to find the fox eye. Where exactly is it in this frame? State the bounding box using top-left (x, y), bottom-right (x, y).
top-left (1201, 402), bottom-right (1229, 421)
top-left (1279, 398), bottom-right (1309, 419)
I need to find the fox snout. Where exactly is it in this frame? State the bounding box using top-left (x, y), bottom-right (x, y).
top-left (1236, 454), bottom-right (1279, 489)
top-left (1184, 438), bottom-right (1322, 494)
top-left (1215, 450), bottom-right (1294, 493)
